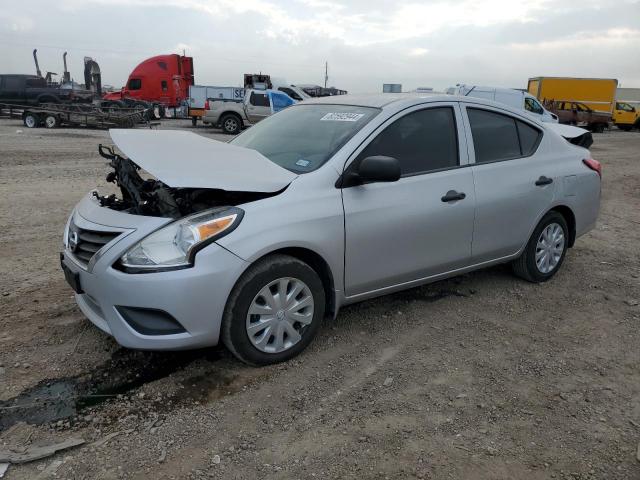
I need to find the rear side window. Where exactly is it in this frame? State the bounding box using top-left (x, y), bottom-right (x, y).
top-left (468, 108), bottom-right (542, 163)
top-left (358, 107), bottom-right (459, 176)
top-left (250, 92), bottom-right (270, 107)
top-left (517, 121), bottom-right (541, 156)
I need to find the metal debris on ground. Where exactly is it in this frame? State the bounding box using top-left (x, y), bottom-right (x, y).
top-left (0, 437), bottom-right (85, 464)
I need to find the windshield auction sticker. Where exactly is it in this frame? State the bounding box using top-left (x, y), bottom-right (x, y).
top-left (320, 112), bottom-right (365, 122)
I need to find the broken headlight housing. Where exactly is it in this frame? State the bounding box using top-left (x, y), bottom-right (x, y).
top-left (119, 207), bottom-right (243, 272)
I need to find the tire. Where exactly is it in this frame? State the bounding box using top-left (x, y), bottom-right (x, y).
top-left (617, 125), bottom-right (632, 132)
top-left (220, 113), bottom-right (242, 134)
top-left (222, 254), bottom-right (325, 366)
top-left (44, 115), bottom-right (58, 129)
top-left (23, 113), bottom-right (40, 128)
top-left (512, 211), bottom-right (569, 283)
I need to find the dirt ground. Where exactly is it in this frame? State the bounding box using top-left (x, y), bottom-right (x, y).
top-left (0, 118), bottom-right (639, 480)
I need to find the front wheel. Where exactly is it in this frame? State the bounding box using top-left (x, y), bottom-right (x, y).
top-left (222, 255), bottom-right (325, 365)
top-left (512, 211), bottom-right (569, 283)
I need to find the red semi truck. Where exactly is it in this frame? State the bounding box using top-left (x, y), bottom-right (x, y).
top-left (104, 54), bottom-right (194, 108)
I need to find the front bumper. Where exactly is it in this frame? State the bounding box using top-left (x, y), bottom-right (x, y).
top-left (61, 194), bottom-right (248, 350)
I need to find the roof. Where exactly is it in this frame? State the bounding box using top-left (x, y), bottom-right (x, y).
top-left (303, 93), bottom-right (451, 108)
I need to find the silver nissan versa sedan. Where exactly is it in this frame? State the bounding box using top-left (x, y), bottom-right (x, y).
top-left (61, 94), bottom-right (601, 365)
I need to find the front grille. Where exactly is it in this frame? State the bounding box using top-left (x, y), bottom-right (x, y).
top-left (68, 221), bottom-right (120, 266)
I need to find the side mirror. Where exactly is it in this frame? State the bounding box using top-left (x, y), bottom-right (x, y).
top-left (338, 156), bottom-right (401, 188)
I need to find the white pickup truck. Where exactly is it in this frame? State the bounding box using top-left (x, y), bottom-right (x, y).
top-left (203, 89), bottom-right (295, 134)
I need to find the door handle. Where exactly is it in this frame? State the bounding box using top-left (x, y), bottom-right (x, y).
top-left (535, 176), bottom-right (553, 186)
top-left (441, 190), bottom-right (466, 202)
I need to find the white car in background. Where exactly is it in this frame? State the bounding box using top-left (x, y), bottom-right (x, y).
top-left (446, 84), bottom-right (558, 122)
top-left (447, 84), bottom-right (593, 148)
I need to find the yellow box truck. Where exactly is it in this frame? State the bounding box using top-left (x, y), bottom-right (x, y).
top-left (527, 77), bottom-right (640, 131)
top-left (528, 77), bottom-right (617, 113)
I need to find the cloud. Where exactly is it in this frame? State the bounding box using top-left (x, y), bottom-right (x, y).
top-left (1, 0), bottom-right (639, 92)
top-left (408, 47), bottom-right (429, 56)
top-left (510, 27), bottom-right (640, 50)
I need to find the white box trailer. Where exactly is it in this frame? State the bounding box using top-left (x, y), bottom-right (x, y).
top-left (188, 85), bottom-right (245, 125)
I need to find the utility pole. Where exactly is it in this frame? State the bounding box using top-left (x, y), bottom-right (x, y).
top-left (324, 61), bottom-right (328, 88)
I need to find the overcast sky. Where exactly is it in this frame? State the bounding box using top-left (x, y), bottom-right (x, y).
top-left (2, 0), bottom-right (639, 93)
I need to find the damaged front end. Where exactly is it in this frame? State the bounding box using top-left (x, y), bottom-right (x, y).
top-left (95, 144), bottom-right (274, 218)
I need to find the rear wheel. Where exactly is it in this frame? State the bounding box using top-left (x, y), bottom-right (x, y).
top-left (44, 115), bottom-right (58, 129)
top-left (512, 211), bottom-right (569, 283)
top-left (222, 254), bottom-right (325, 365)
top-left (220, 114), bottom-right (242, 134)
top-left (23, 113), bottom-right (40, 128)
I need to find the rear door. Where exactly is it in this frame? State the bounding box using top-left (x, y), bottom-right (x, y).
top-left (342, 103), bottom-right (476, 296)
top-left (246, 91), bottom-right (271, 123)
top-left (462, 105), bottom-right (553, 263)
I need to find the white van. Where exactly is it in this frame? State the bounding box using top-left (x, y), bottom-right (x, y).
top-left (446, 84), bottom-right (558, 123)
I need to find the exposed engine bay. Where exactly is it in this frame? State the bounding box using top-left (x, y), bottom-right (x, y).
top-left (95, 144), bottom-right (274, 218)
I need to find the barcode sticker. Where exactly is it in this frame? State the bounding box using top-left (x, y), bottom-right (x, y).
top-left (320, 113), bottom-right (365, 122)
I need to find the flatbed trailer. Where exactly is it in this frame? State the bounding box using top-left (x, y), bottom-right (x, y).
top-left (0, 102), bottom-right (149, 129)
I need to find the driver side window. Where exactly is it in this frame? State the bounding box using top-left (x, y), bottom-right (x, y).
top-left (357, 107), bottom-right (459, 176)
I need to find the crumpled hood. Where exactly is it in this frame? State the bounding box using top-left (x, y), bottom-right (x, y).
top-left (109, 129), bottom-right (297, 192)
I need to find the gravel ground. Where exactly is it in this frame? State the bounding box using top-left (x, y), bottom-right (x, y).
top-left (0, 119), bottom-right (639, 479)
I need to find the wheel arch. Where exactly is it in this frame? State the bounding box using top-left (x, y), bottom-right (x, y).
top-left (549, 205), bottom-right (576, 248)
top-left (220, 111), bottom-right (243, 125)
top-left (37, 94), bottom-right (59, 104)
top-left (242, 247), bottom-right (337, 319)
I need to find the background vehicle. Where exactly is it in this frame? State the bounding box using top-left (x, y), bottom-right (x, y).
top-left (549, 101), bottom-right (612, 132)
top-left (297, 84), bottom-right (348, 97)
top-left (0, 74), bottom-right (93, 105)
top-left (528, 77), bottom-right (618, 130)
top-left (613, 102), bottom-right (639, 131)
top-left (446, 84), bottom-right (558, 122)
top-left (188, 85), bottom-right (245, 125)
top-left (104, 54), bottom-right (194, 109)
top-left (203, 88), bottom-right (295, 133)
top-left (273, 84), bottom-right (311, 101)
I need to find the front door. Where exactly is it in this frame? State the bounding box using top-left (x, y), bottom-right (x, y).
top-left (246, 91), bottom-right (271, 124)
top-left (342, 103), bottom-right (475, 297)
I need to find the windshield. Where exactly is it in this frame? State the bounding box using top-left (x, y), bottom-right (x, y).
top-left (231, 104), bottom-right (380, 173)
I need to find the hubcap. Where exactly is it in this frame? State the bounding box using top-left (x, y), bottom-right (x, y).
top-left (45, 117), bottom-right (55, 128)
top-left (224, 119), bottom-right (237, 132)
top-left (535, 222), bottom-right (565, 274)
top-left (246, 277), bottom-right (314, 354)
top-left (25, 116), bottom-right (36, 128)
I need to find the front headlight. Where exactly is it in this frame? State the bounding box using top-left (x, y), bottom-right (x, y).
top-left (119, 207), bottom-right (243, 271)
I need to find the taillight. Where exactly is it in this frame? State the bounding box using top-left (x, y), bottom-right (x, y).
top-left (205, 99), bottom-right (210, 110)
top-left (583, 158), bottom-right (601, 178)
